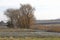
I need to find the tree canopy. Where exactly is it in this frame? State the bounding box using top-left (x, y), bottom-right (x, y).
top-left (5, 4), bottom-right (35, 28)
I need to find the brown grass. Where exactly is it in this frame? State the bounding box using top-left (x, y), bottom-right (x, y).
top-left (0, 37), bottom-right (60, 40)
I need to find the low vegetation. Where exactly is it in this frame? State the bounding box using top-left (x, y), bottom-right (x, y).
top-left (0, 37), bottom-right (60, 40)
top-left (0, 28), bottom-right (33, 32)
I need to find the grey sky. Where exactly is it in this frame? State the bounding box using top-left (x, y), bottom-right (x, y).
top-left (0, 0), bottom-right (60, 22)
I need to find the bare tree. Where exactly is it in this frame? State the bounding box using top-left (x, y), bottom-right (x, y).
top-left (19, 4), bottom-right (35, 28)
top-left (5, 9), bottom-right (19, 28)
top-left (5, 4), bottom-right (35, 28)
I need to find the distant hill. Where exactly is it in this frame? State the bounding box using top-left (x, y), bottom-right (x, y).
top-left (36, 19), bottom-right (60, 24)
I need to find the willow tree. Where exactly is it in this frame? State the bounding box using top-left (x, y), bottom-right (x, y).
top-left (5, 4), bottom-right (35, 28)
top-left (19, 4), bottom-right (35, 28)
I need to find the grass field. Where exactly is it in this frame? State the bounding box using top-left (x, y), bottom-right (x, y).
top-left (0, 28), bottom-right (60, 40)
top-left (0, 37), bottom-right (60, 40)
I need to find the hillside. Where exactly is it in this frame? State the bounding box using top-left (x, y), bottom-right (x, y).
top-left (36, 19), bottom-right (60, 24)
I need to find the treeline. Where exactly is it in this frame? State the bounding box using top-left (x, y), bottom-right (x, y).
top-left (4, 4), bottom-right (35, 28)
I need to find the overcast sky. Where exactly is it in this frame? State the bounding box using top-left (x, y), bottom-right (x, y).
top-left (0, 0), bottom-right (60, 22)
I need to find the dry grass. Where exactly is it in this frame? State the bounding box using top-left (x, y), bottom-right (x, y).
top-left (0, 28), bottom-right (33, 32)
top-left (30, 25), bottom-right (60, 32)
top-left (0, 37), bottom-right (60, 40)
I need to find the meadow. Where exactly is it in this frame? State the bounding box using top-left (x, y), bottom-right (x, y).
top-left (0, 28), bottom-right (60, 40)
top-left (0, 37), bottom-right (60, 40)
